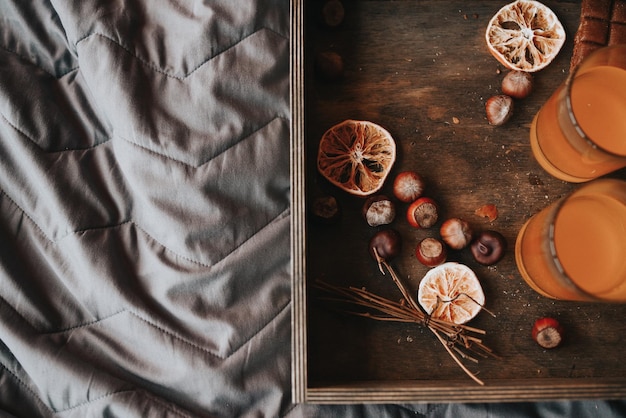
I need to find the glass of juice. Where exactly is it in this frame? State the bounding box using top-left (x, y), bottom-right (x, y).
top-left (530, 45), bottom-right (626, 183)
top-left (515, 178), bottom-right (626, 302)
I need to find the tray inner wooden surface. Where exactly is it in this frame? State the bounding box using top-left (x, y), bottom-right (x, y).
top-left (297, 0), bottom-right (626, 398)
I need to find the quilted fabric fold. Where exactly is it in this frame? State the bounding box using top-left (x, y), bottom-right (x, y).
top-left (1, 1), bottom-right (291, 416)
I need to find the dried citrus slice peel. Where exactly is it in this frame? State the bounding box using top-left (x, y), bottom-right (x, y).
top-left (485, 0), bottom-right (566, 72)
top-left (317, 120), bottom-right (396, 196)
top-left (417, 262), bottom-right (485, 325)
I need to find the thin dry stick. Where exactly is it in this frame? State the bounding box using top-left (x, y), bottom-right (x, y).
top-left (315, 249), bottom-right (498, 385)
top-left (429, 326), bottom-right (485, 385)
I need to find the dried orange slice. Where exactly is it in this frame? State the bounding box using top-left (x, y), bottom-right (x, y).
top-left (417, 262), bottom-right (485, 324)
top-left (485, 0), bottom-right (565, 72)
top-left (317, 120), bottom-right (396, 196)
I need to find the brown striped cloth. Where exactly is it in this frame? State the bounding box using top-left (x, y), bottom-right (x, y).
top-left (571, 0), bottom-right (626, 71)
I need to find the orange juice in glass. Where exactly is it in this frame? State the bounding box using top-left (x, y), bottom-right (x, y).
top-left (515, 179), bottom-right (626, 302)
top-left (530, 45), bottom-right (626, 183)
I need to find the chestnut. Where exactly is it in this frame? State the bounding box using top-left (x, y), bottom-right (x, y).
top-left (315, 51), bottom-right (344, 80)
top-left (532, 317), bottom-right (564, 349)
top-left (440, 218), bottom-right (473, 250)
top-left (415, 237), bottom-right (447, 267)
top-left (502, 70), bottom-right (533, 99)
top-left (368, 229), bottom-right (401, 262)
top-left (321, 0), bottom-right (345, 27)
top-left (310, 194), bottom-right (341, 224)
top-left (363, 195), bottom-right (395, 227)
top-left (470, 230), bottom-right (507, 265)
top-left (393, 171), bottom-right (425, 203)
top-left (485, 94), bottom-right (514, 126)
top-left (406, 197), bottom-right (438, 229)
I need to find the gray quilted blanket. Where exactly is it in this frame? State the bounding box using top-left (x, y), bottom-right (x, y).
top-left (0, 1), bottom-right (624, 417)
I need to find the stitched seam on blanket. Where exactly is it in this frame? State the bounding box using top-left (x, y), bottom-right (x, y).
top-left (0, 190), bottom-right (54, 242)
top-left (0, 361), bottom-right (51, 413)
top-left (53, 390), bottom-right (136, 414)
top-left (0, 44), bottom-right (80, 79)
top-left (0, 359), bottom-right (192, 417)
top-left (39, 299), bottom-right (291, 361)
top-left (74, 206), bottom-right (290, 269)
top-left (0, 186), bottom-right (289, 269)
top-left (130, 299), bottom-right (291, 360)
top-left (54, 389), bottom-right (192, 416)
top-left (75, 27), bottom-right (287, 80)
top-left (0, 111), bottom-right (111, 153)
top-left (116, 115), bottom-right (289, 168)
top-left (2, 108), bottom-right (288, 168)
top-left (123, 206), bottom-right (289, 268)
top-left (0, 200), bottom-right (289, 343)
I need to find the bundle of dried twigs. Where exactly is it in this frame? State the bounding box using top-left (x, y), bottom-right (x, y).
top-left (315, 252), bottom-right (499, 385)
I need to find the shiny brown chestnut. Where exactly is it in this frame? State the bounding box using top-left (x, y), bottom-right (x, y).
top-left (470, 230), bottom-right (507, 265)
top-left (502, 70), bottom-right (533, 99)
top-left (368, 229), bottom-right (401, 262)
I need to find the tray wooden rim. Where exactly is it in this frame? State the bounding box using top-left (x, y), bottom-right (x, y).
top-left (304, 377), bottom-right (626, 404)
top-left (289, 0), bottom-right (626, 404)
top-left (290, 0), bottom-right (308, 404)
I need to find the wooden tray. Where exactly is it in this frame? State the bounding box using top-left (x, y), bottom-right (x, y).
top-left (291, 0), bottom-right (626, 403)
